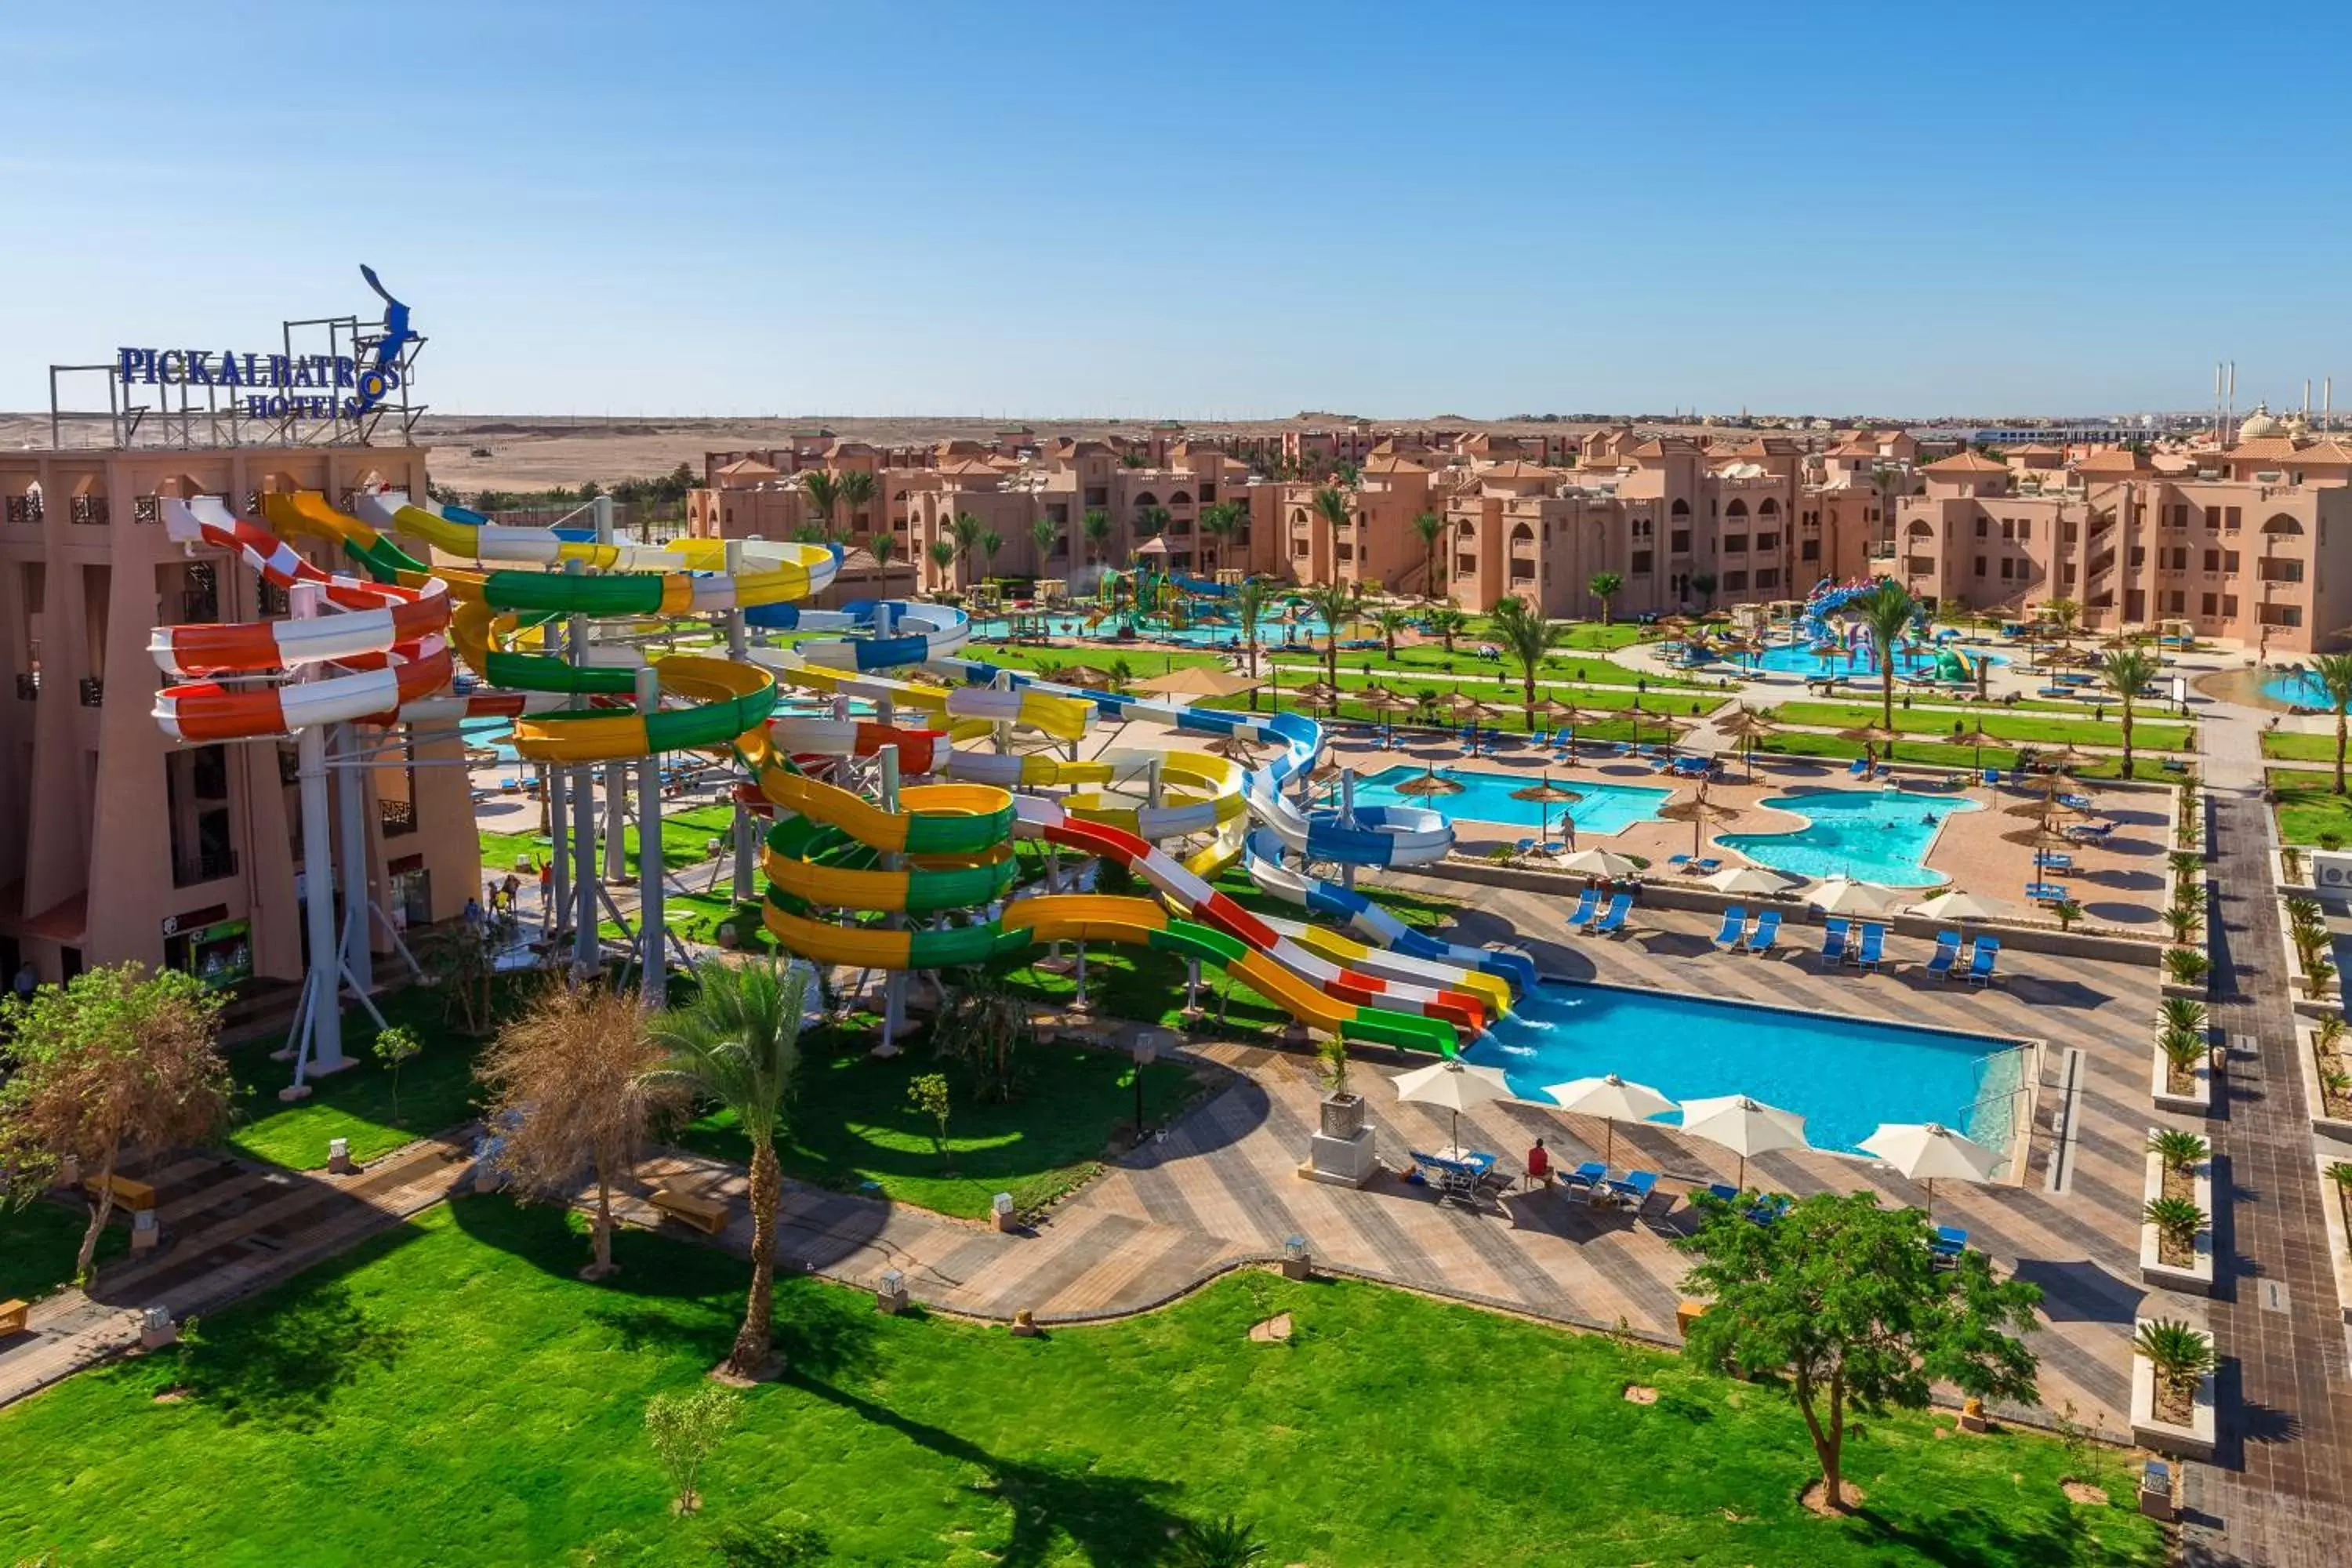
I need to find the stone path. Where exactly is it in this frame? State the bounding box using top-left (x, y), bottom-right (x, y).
top-left (0, 1132), bottom-right (477, 1409)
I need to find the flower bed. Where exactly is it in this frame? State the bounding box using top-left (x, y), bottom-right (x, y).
top-left (2139, 1136), bottom-right (2215, 1297)
top-left (2130, 1319), bottom-right (2218, 1461)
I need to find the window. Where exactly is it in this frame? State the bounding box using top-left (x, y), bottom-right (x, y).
top-left (1199, 483), bottom-right (1215, 503)
top-left (1723, 535), bottom-right (1748, 554)
top-left (2201, 593), bottom-right (2218, 616)
top-left (2259, 603), bottom-right (2303, 628)
top-left (2172, 504), bottom-right (2190, 527)
top-left (1290, 539), bottom-right (1308, 559)
top-left (1722, 570), bottom-right (1748, 591)
top-left (1800, 539), bottom-right (1819, 561)
top-left (1975, 517), bottom-right (1988, 537)
top-left (2261, 559), bottom-right (2305, 583)
top-left (2225, 506), bottom-right (2242, 528)
top-left (1084, 488), bottom-right (1109, 508)
top-left (2017, 518), bottom-right (2031, 541)
top-left (1754, 532), bottom-right (1777, 553)
top-left (1755, 568), bottom-right (1780, 590)
top-left (2000, 518), bottom-right (2014, 540)
top-left (1973, 555), bottom-right (1987, 576)
top-left (1669, 529), bottom-right (1691, 554)
top-left (2222, 595), bottom-right (2238, 617)
top-left (2129, 546), bottom-right (2146, 568)
top-left (1456, 553), bottom-right (1478, 575)
top-left (2223, 550), bottom-right (2240, 572)
top-left (2163, 590), bottom-right (2185, 613)
top-left (2202, 550), bottom-right (2220, 572)
top-left (1631, 550), bottom-right (1653, 575)
top-left (1999, 558), bottom-right (2014, 579)
top-left (2205, 506), bottom-right (2221, 528)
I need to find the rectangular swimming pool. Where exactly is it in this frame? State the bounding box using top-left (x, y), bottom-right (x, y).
top-left (1465, 979), bottom-right (2028, 1155)
top-left (1352, 765), bottom-right (1671, 835)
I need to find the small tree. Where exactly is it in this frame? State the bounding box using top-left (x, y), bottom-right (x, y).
top-left (1315, 1035), bottom-right (1351, 1101)
top-left (1372, 608), bottom-right (1410, 659)
top-left (2147, 1127), bottom-right (2209, 1174)
top-left (477, 982), bottom-right (680, 1279)
top-left (1081, 508), bottom-right (1113, 568)
top-left (798, 470), bottom-right (840, 541)
top-left (644, 1383), bottom-right (742, 1515)
top-left (1234, 577), bottom-right (1272, 705)
top-left (711, 1519), bottom-right (830, 1566)
top-left (1678, 1189), bottom-right (2042, 1512)
top-left (2133, 1318), bottom-right (2216, 1409)
top-left (1411, 510), bottom-right (1446, 598)
top-left (931, 967), bottom-right (1031, 1103)
top-left (1199, 499), bottom-right (1247, 572)
top-left (978, 529), bottom-right (1004, 583)
top-left (372, 1025), bottom-right (422, 1125)
top-left (1301, 580), bottom-right (1358, 691)
top-left (2143, 1196), bottom-right (2206, 1255)
top-left (1489, 595), bottom-right (1569, 731)
top-left (1133, 504), bottom-right (1171, 545)
top-left (1690, 571), bottom-right (1719, 610)
top-left (0, 964), bottom-right (232, 1280)
top-left (1029, 515), bottom-right (1059, 568)
top-left (926, 537), bottom-right (956, 591)
top-left (1588, 571), bottom-right (1624, 626)
top-left (2308, 652), bottom-right (2352, 794)
top-left (1175, 1514), bottom-right (1270, 1567)
top-left (1858, 580), bottom-right (1921, 731)
top-left (1425, 608), bottom-right (1468, 655)
top-left (835, 468), bottom-right (876, 539)
top-left (2101, 647), bottom-right (2159, 779)
top-left (908, 1072), bottom-right (952, 1167)
top-left (419, 920), bottom-right (499, 1035)
top-left (2052, 898), bottom-right (2084, 932)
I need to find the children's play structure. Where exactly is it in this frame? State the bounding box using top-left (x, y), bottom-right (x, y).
top-left (150, 492), bottom-right (1527, 1083)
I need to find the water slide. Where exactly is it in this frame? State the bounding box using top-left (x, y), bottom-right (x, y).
top-left (1244, 826), bottom-right (1538, 993)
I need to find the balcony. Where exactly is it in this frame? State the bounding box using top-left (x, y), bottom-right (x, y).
top-left (78, 677), bottom-right (103, 707)
top-left (69, 496), bottom-right (110, 526)
top-left (3, 495), bottom-right (41, 525)
top-left (380, 797), bottom-right (419, 837)
top-left (14, 673), bottom-right (36, 700)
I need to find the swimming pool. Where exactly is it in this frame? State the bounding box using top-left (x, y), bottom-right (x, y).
top-left (2263, 669), bottom-right (2350, 710)
top-left (1466, 980), bottom-right (2027, 1155)
top-left (1715, 787), bottom-right (1976, 886)
top-left (1350, 765), bottom-right (1670, 835)
top-left (1740, 637), bottom-right (2006, 681)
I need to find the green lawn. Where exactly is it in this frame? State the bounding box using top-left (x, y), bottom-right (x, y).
top-left (677, 1029), bottom-right (1197, 1218)
top-left (480, 803), bottom-right (741, 882)
top-left (225, 980), bottom-right (534, 1171)
top-left (0, 1199), bottom-right (2165, 1567)
top-left (961, 641), bottom-right (1229, 677)
top-left (1764, 701), bottom-right (2194, 753)
top-left (1226, 669), bottom-right (1720, 742)
top-left (1268, 640), bottom-right (1708, 689)
top-left (2262, 729), bottom-right (2350, 765)
top-left (1752, 731), bottom-right (2141, 779)
top-left (2270, 770), bottom-right (2352, 846)
top-left (0, 1198), bottom-right (127, 1304)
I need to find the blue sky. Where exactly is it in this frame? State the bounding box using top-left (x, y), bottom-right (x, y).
top-left (3, 2), bottom-right (2346, 419)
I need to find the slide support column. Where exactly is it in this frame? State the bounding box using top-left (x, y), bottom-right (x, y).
top-left (636, 664), bottom-right (666, 1009)
top-left (289, 583), bottom-right (344, 1083)
top-left (725, 540), bottom-right (757, 904)
top-left (877, 742), bottom-right (906, 1056)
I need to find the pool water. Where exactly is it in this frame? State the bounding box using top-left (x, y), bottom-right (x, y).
top-left (1715, 787), bottom-right (1977, 887)
top-left (1350, 765), bottom-right (1670, 835)
top-left (2263, 670), bottom-right (2350, 710)
top-left (1467, 980), bottom-right (2027, 1155)
top-left (1741, 637), bottom-right (2007, 680)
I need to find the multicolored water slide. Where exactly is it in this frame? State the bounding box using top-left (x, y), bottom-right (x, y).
top-left (1243, 826), bottom-right (1538, 993)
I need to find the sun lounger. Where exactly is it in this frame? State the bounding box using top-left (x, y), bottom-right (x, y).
top-left (1410, 1150), bottom-right (1483, 1205)
top-left (1589, 893), bottom-right (1633, 936)
top-left (1705, 1182), bottom-right (1741, 1206)
top-left (1925, 930), bottom-right (1962, 980)
top-left (1848, 757), bottom-right (1871, 778)
top-left (1745, 909), bottom-right (1782, 955)
top-left (1693, 858), bottom-right (1722, 876)
top-left (1746, 1192), bottom-right (1792, 1226)
top-left (1820, 917), bottom-right (1851, 965)
top-left (2024, 881), bottom-right (2070, 903)
top-left (1852, 922), bottom-right (1888, 971)
top-left (1667, 854), bottom-right (1693, 872)
top-left (2058, 793), bottom-right (2094, 811)
top-left (1560, 1160), bottom-right (1608, 1192)
top-left (1606, 1170), bottom-right (1660, 1214)
top-left (1565, 888), bottom-right (1600, 928)
top-left (1930, 1225), bottom-right (1968, 1266)
top-left (1965, 936), bottom-right (2001, 986)
top-left (1713, 905), bottom-right (1748, 950)
top-left (2034, 851), bottom-right (2074, 872)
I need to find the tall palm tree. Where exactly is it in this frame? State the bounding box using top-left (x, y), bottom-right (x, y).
top-left (866, 532), bottom-right (896, 572)
top-left (1857, 579), bottom-right (1921, 730)
top-left (1425, 608), bottom-right (1468, 654)
top-left (799, 470), bottom-right (840, 541)
top-left (1301, 580), bottom-right (1356, 691)
top-left (1081, 508), bottom-right (1112, 569)
top-left (2100, 645), bottom-right (2160, 779)
top-left (1690, 572), bottom-right (1719, 612)
top-left (2045, 597), bottom-right (2081, 646)
top-left (1412, 510), bottom-right (1446, 598)
top-left (1373, 608), bottom-right (1411, 659)
top-left (1588, 571), bottom-right (1624, 626)
top-left (835, 469), bottom-right (877, 540)
top-left (1199, 499), bottom-right (1246, 572)
top-left (979, 529), bottom-right (1004, 582)
top-left (644, 958), bottom-right (808, 1379)
top-left (1310, 486), bottom-right (1352, 586)
top-left (1134, 503), bottom-right (1171, 543)
top-left (1030, 514), bottom-right (1059, 572)
top-left (2311, 652), bottom-right (2352, 793)
top-left (952, 513), bottom-right (982, 575)
top-left (1235, 577), bottom-right (1272, 709)
top-left (927, 537), bottom-right (957, 591)
top-left (1489, 595), bottom-right (1569, 730)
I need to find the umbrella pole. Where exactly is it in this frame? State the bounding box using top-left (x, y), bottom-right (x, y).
top-left (1737, 1152), bottom-right (1747, 1190)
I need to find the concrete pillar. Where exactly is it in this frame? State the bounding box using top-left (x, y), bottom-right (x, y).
top-left (290, 583), bottom-right (343, 1077)
top-left (724, 540), bottom-right (757, 904)
top-left (334, 724), bottom-right (373, 997)
top-left (877, 742), bottom-right (906, 1056)
top-left (636, 664), bottom-right (666, 1008)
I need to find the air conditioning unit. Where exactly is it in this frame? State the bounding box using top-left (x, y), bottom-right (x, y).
top-left (2316, 860), bottom-right (2352, 889)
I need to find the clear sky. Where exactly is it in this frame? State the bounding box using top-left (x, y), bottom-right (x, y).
top-left (3, 2), bottom-right (2346, 420)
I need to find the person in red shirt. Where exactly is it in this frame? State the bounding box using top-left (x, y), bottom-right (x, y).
top-left (1526, 1136), bottom-right (1552, 1189)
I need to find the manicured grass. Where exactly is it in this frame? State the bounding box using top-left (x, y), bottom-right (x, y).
top-left (0, 1199), bottom-right (2166, 1567)
top-left (961, 641), bottom-right (1229, 677)
top-left (0, 1198), bottom-right (127, 1303)
top-left (1765, 701), bottom-right (2194, 753)
top-left (1752, 730), bottom-right (2140, 779)
top-left (480, 803), bottom-right (740, 883)
top-left (1268, 640), bottom-right (1708, 688)
top-left (225, 981), bottom-right (531, 1171)
top-left (677, 1029), bottom-right (1196, 1218)
top-left (2270, 770), bottom-right (2352, 846)
top-left (2262, 729), bottom-right (2350, 765)
top-left (1225, 670), bottom-right (1719, 743)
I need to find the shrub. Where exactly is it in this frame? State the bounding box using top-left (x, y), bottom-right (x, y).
top-left (2146, 1128), bottom-right (2209, 1174)
top-left (2164, 948), bottom-right (2210, 987)
top-left (2142, 1196), bottom-right (2206, 1253)
top-left (2134, 1318), bottom-right (2216, 1401)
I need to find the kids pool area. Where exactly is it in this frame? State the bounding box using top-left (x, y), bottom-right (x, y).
top-left (1715, 786), bottom-right (1976, 886)
top-left (1741, 636), bottom-right (2007, 681)
top-left (1467, 979), bottom-right (2029, 1156)
top-left (1351, 766), bottom-right (1671, 834)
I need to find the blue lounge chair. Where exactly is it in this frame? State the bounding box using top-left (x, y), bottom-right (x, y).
top-left (1410, 1150), bottom-right (1482, 1205)
top-left (1745, 909), bottom-right (1783, 955)
top-left (1561, 1160), bottom-right (1607, 1192)
top-left (1924, 930), bottom-right (1962, 980)
top-left (2059, 793), bottom-right (2094, 811)
top-left (1746, 1192), bottom-right (1793, 1226)
top-left (1713, 906), bottom-right (1748, 949)
top-left (1704, 1182), bottom-right (1740, 1205)
top-left (1848, 757), bottom-right (1871, 778)
top-left (1852, 922), bottom-right (1888, 971)
top-left (1564, 888), bottom-right (1600, 929)
top-left (2024, 881), bottom-right (2070, 903)
top-left (2034, 851), bottom-right (2074, 872)
top-left (1965, 935), bottom-right (2001, 986)
top-left (1606, 1170), bottom-right (1660, 1214)
top-left (1589, 893), bottom-right (1633, 937)
top-left (1820, 917), bottom-right (1851, 965)
top-left (1980, 768), bottom-right (2000, 788)
top-left (1930, 1225), bottom-right (1967, 1265)
top-left (1666, 853), bottom-right (1694, 872)
top-left (1693, 858), bottom-right (1722, 876)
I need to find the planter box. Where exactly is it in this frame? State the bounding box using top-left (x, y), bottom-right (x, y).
top-left (2151, 1040), bottom-right (2213, 1116)
top-left (2316, 1151), bottom-right (2352, 1328)
top-left (2140, 1140), bottom-right (2216, 1298)
top-left (2159, 970), bottom-right (2210, 1004)
top-left (2273, 847), bottom-right (2320, 898)
top-left (2290, 972), bottom-right (2343, 1020)
top-left (2131, 1327), bottom-right (2219, 1461)
top-left (2293, 1022), bottom-right (2352, 1147)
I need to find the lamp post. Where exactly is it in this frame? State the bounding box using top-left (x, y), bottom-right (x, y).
top-left (1131, 1032), bottom-right (1161, 1138)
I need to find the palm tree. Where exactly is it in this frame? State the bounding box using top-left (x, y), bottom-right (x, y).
top-left (1411, 510), bottom-right (1446, 598)
top-left (2145, 1127), bottom-right (2209, 1174)
top-left (1310, 486), bottom-right (1352, 586)
top-left (799, 470), bottom-right (840, 540)
top-left (1588, 571), bottom-right (1624, 626)
top-left (2308, 652), bottom-right (2352, 793)
top-left (1235, 577), bottom-right (1272, 708)
top-left (1081, 508), bottom-right (1112, 568)
top-left (927, 537), bottom-right (957, 591)
top-left (1425, 608), bottom-right (1468, 655)
top-left (979, 529), bottom-right (1004, 582)
top-left (2044, 597), bottom-right (2081, 644)
top-left (1301, 580), bottom-right (1356, 691)
top-left (1029, 514), bottom-right (1059, 571)
top-left (1489, 594), bottom-right (1568, 731)
top-left (2133, 1318), bottom-right (2216, 1406)
top-left (866, 532), bottom-right (895, 572)
top-left (1372, 608), bottom-right (1411, 658)
top-left (1199, 499), bottom-right (1247, 572)
top-left (951, 513), bottom-right (982, 575)
top-left (1857, 580), bottom-right (1921, 730)
top-left (2100, 646), bottom-right (2159, 778)
top-left (835, 469), bottom-right (877, 540)
top-left (644, 958), bottom-right (808, 1379)
top-left (1134, 504), bottom-right (1171, 544)
top-left (1689, 572), bottom-right (1718, 611)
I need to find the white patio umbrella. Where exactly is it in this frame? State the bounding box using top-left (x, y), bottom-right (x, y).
top-left (1544, 1073), bottom-right (1676, 1164)
top-left (1910, 889), bottom-right (1997, 924)
top-left (1555, 848), bottom-right (1640, 879)
top-left (1857, 1121), bottom-right (2003, 1217)
top-left (1392, 1058), bottom-right (1513, 1155)
top-left (1678, 1094), bottom-right (1809, 1189)
top-left (1805, 877), bottom-right (1903, 916)
top-left (1708, 865), bottom-right (1796, 898)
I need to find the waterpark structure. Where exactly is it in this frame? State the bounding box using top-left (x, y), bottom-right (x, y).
top-left (127, 483), bottom-right (1530, 1085)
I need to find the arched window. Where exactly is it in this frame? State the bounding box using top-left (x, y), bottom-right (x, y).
top-left (1726, 499), bottom-right (1748, 519)
top-left (1758, 497), bottom-right (1779, 516)
top-left (1168, 490), bottom-right (1192, 506)
top-left (1907, 520), bottom-right (1934, 539)
top-left (1132, 492), bottom-right (1158, 508)
top-left (1289, 508), bottom-right (1307, 525)
top-left (2261, 514), bottom-right (2305, 536)
top-left (1509, 522), bottom-right (1535, 544)
top-left (1670, 498), bottom-right (1690, 517)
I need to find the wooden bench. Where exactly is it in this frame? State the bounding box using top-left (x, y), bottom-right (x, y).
top-left (0, 1299), bottom-right (28, 1338)
top-left (648, 1188), bottom-right (728, 1235)
top-left (84, 1174), bottom-right (158, 1212)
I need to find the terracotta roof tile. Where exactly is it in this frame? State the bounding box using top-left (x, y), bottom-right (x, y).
top-left (1922, 451), bottom-right (2009, 474)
